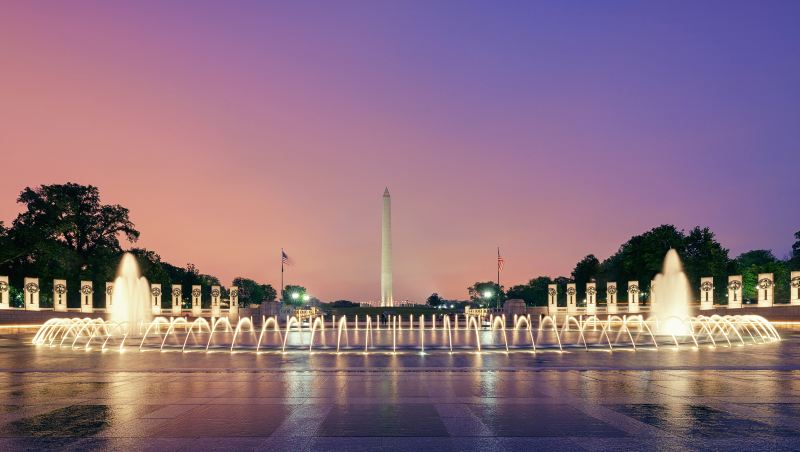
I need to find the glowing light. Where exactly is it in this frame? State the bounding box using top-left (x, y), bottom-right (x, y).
top-left (482, 290), bottom-right (493, 298)
top-left (29, 311), bottom-right (781, 354)
top-left (291, 292), bottom-right (299, 300)
top-left (302, 294), bottom-right (310, 302)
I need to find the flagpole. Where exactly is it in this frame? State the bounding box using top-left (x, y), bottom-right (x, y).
top-left (497, 247), bottom-right (500, 287)
top-left (497, 247), bottom-right (501, 309)
top-left (281, 248), bottom-right (284, 302)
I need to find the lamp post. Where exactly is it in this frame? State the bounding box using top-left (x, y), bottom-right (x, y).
top-left (482, 290), bottom-right (494, 308)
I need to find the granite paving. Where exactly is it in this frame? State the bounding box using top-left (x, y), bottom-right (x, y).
top-left (2, 330), bottom-right (800, 450)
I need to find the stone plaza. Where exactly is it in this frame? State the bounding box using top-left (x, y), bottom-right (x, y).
top-left (3, 328), bottom-right (800, 450)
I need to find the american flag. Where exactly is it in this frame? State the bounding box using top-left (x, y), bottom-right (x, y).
top-left (497, 249), bottom-right (504, 272)
top-left (281, 250), bottom-right (292, 266)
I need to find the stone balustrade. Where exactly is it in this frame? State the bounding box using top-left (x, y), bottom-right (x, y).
top-left (0, 277), bottom-right (239, 317)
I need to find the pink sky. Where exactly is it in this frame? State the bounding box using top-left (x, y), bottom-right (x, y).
top-left (1, 2), bottom-right (798, 301)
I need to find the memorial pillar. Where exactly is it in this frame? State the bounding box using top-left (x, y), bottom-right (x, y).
top-left (151, 284), bottom-right (162, 315)
top-left (211, 285), bottom-right (221, 317)
top-left (586, 282), bottom-right (597, 315)
top-left (24, 277), bottom-right (40, 311)
top-left (547, 284), bottom-right (558, 316)
top-left (757, 273), bottom-right (774, 307)
top-left (0, 276), bottom-right (9, 309)
top-left (607, 282), bottom-right (618, 314)
top-left (727, 275), bottom-right (742, 309)
top-left (105, 282), bottom-right (114, 312)
top-left (566, 283), bottom-right (577, 314)
top-left (700, 277), bottom-right (714, 310)
top-left (171, 285), bottom-right (182, 315)
top-left (627, 281), bottom-right (640, 313)
top-left (53, 279), bottom-right (67, 312)
top-left (229, 286), bottom-right (239, 317)
top-left (191, 285), bottom-right (202, 316)
top-left (80, 281), bottom-right (93, 313)
top-left (791, 271), bottom-right (800, 305)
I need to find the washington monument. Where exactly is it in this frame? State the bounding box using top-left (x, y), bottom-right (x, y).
top-left (381, 187), bottom-right (393, 307)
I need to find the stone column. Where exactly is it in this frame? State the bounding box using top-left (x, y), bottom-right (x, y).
top-left (566, 283), bottom-right (577, 314)
top-left (80, 281), bottom-right (93, 313)
top-left (191, 285), bottom-right (202, 316)
top-left (757, 273), bottom-right (774, 307)
top-left (0, 276), bottom-right (10, 309)
top-left (790, 271), bottom-right (800, 305)
top-left (151, 284), bottom-right (162, 315)
top-left (24, 277), bottom-right (40, 311)
top-left (627, 281), bottom-right (640, 313)
top-left (53, 279), bottom-right (67, 312)
top-left (607, 282), bottom-right (618, 314)
top-left (210, 286), bottom-right (221, 317)
top-left (586, 282), bottom-right (597, 315)
top-left (229, 286), bottom-right (239, 317)
top-left (727, 275), bottom-right (742, 309)
top-left (105, 282), bottom-right (114, 312)
top-left (547, 284), bottom-right (558, 315)
top-left (171, 285), bottom-right (182, 315)
top-left (700, 277), bottom-right (714, 310)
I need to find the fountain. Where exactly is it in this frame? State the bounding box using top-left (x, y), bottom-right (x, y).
top-left (109, 253), bottom-right (153, 333)
top-left (651, 249), bottom-right (692, 335)
top-left (31, 250), bottom-right (782, 355)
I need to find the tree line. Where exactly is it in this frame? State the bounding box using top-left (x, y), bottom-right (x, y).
top-left (0, 183), bottom-right (287, 308)
top-left (460, 225), bottom-right (800, 307)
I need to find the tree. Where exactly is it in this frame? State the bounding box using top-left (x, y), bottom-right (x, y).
top-left (467, 281), bottom-right (504, 307)
top-left (597, 225), bottom-right (685, 294)
top-left (528, 276), bottom-right (554, 306)
top-left (0, 184), bottom-right (141, 308)
top-left (8, 183), bottom-right (139, 263)
top-left (283, 285), bottom-right (308, 305)
top-left (262, 284), bottom-right (278, 303)
top-left (0, 222), bottom-right (7, 249)
top-left (791, 230), bottom-right (800, 265)
top-left (734, 250), bottom-right (777, 269)
top-left (232, 277), bottom-right (275, 306)
top-left (682, 227), bottom-right (730, 303)
top-left (505, 276), bottom-right (552, 306)
top-left (551, 276), bottom-right (573, 306)
top-left (593, 224), bottom-right (734, 304)
top-left (330, 299), bottom-right (357, 308)
top-left (732, 250), bottom-right (789, 302)
top-left (571, 254), bottom-right (599, 302)
top-left (506, 284), bottom-right (534, 305)
top-left (426, 293), bottom-right (444, 307)
top-left (0, 183), bottom-right (230, 309)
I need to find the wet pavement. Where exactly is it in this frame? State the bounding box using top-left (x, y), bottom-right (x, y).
top-left (3, 330), bottom-right (800, 450)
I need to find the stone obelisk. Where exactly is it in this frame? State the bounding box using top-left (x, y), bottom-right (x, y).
top-left (381, 187), bottom-right (393, 307)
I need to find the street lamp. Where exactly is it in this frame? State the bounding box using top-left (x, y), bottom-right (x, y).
top-left (291, 292), bottom-right (299, 300)
top-left (302, 294), bottom-right (310, 302)
top-left (482, 290), bottom-right (494, 308)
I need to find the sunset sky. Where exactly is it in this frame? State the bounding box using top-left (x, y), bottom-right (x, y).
top-left (1, 2), bottom-right (798, 301)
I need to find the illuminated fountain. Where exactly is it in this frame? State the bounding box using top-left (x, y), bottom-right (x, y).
top-left (109, 253), bottom-right (153, 333)
top-left (33, 311), bottom-right (779, 353)
top-left (31, 250), bottom-right (781, 355)
top-left (651, 249), bottom-right (692, 335)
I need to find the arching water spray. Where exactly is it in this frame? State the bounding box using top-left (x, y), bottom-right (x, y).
top-left (110, 253), bottom-right (153, 334)
top-left (652, 249), bottom-right (692, 335)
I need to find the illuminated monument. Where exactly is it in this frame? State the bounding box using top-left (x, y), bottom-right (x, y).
top-left (381, 187), bottom-right (393, 307)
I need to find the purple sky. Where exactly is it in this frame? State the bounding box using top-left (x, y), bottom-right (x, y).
top-left (1, 1), bottom-right (798, 301)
